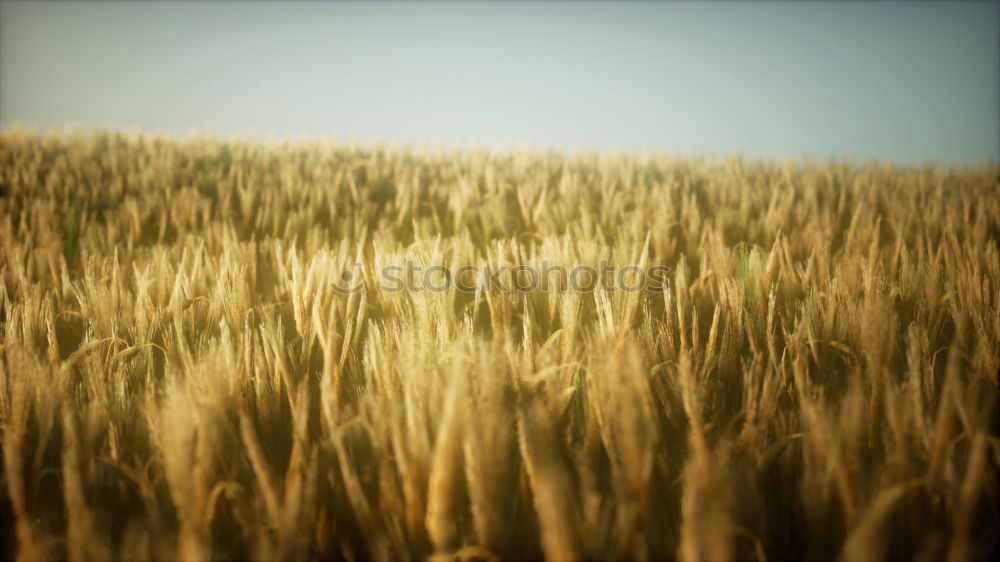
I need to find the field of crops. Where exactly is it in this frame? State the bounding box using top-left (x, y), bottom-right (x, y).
top-left (1, 128), bottom-right (998, 561)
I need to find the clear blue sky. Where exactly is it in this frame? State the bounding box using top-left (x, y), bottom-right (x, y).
top-left (2, 1), bottom-right (997, 163)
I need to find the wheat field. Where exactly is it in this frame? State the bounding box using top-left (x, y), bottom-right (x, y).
top-left (1, 128), bottom-right (998, 561)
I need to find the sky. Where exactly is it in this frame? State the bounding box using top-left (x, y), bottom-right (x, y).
top-left (1, 1), bottom-right (998, 163)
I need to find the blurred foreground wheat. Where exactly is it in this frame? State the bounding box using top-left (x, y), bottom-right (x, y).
top-left (1, 129), bottom-right (998, 561)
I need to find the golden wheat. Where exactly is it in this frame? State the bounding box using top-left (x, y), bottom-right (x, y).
top-left (1, 127), bottom-right (998, 561)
